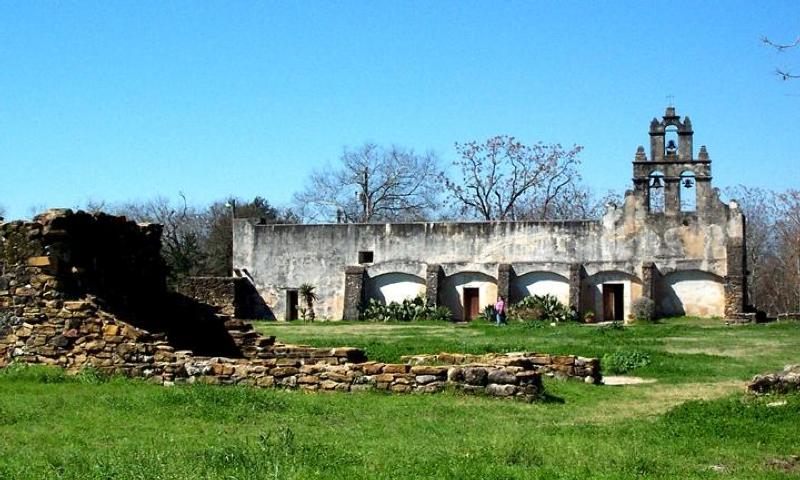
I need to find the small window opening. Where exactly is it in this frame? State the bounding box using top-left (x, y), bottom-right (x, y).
top-left (358, 251), bottom-right (374, 264)
top-left (648, 171), bottom-right (665, 213)
top-left (680, 171), bottom-right (696, 212)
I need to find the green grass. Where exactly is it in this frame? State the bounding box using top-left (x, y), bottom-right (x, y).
top-left (256, 317), bottom-right (800, 383)
top-left (1, 318), bottom-right (799, 479)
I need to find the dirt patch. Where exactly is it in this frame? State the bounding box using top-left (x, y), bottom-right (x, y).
top-left (603, 376), bottom-right (657, 386)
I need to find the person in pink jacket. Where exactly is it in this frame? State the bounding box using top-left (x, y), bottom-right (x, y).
top-left (495, 296), bottom-right (507, 326)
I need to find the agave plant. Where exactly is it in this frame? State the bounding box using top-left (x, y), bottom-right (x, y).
top-left (360, 296), bottom-right (452, 322)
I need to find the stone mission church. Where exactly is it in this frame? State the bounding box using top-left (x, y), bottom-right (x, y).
top-left (233, 107), bottom-right (748, 322)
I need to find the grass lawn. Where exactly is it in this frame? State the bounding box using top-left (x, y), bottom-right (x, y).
top-left (1, 318), bottom-right (799, 479)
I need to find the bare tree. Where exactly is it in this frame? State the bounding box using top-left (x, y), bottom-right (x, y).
top-left (112, 194), bottom-right (208, 283)
top-left (724, 186), bottom-right (800, 316)
top-left (762, 35), bottom-right (800, 80)
top-left (444, 135), bottom-right (583, 221)
top-left (516, 183), bottom-right (621, 221)
top-left (724, 186), bottom-right (777, 310)
top-left (204, 196), bottom-right (296, 276)
top-left (294, 143), bottom-right (441, 223)
top-left (774, 189), bottom-right (800, 312)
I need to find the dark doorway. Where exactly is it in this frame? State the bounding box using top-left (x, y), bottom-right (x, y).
top-left (463, 287), bottom-right (480, 322)
top-left (286, 290), bottom-right (299, 320)
top-left (602, 284), bottom-right (624, 321)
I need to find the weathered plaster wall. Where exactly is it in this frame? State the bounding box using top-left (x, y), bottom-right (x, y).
top-left (233, 108), bottom-right (748, 321)
top-left (234, 192), bottom-right (743, 320)
top-left (511, 272), bottom-right (570, 305)
top-left (658, 271), bottom-right (725, 317)
top-left (366, 273), bottom-right (425, 304)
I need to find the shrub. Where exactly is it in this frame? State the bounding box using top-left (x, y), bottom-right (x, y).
top-left (361, 296), bottom-right (453, 322)
top-left (507, 294), bottom-right (570, 323)
top-left (631, 297), bottom-right (656, 322)
top-left (602, 350), bottom-right (651, 374)
top-left (480, 305), bottom-right (496, 323)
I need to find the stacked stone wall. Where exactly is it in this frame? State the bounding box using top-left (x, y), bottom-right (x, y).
top-left (402, 352), bottom-right (601, 384)
top-left (0, 297), bottom-right (542, 400)
top-left (175, 277), bottom-right (241, 317)
top-left (1, 209), bottom-right (603, 402)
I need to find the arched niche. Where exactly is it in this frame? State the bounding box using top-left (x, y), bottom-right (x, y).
top-left (441, 272), bottom-right (498, 322)
top-left (680, 171), bottom-right (697, 212)
top-left (366, 273), bottom-right (425, 305)
top-left (584, 271), bottom-right (643, 322)
top-left (658, 270), bottom-right (724, 318)
top-left (510, 271), bottom-right (569, 305)
top-left (649, 170), bottom-right (665, 213)
top-left (665, 125), bottom-right (679, 156)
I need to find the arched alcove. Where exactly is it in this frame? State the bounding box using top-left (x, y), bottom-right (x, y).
top-left (441, 272), bottom-right (498, 322)
top-left (658, 270), bottom-right (724, 317)
top-left (366, 273), bottom-right (425, 304)
top-left (584, 271), bottom-right (642, 322)
top-left (510, 271), bottom-right (569, 304)
top-left (665, 125), bottom-right (679, 156)
top-left (680, 171), bottom-right (697, 212)
top-left (649, 171), bottom-right (665, 213)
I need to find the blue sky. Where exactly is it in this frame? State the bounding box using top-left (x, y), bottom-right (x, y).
top-left (1, 2), bottom-right (798, 220)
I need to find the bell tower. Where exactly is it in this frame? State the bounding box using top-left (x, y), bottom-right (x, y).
top-left (632, 107), bottom-right (713, 216)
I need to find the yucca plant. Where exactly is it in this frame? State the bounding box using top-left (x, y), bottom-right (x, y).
top-left (298, 283), bottom-right (317, 322)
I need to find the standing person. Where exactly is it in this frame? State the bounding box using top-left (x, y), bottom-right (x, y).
top-left (495, 295), bottom-right (507, 326)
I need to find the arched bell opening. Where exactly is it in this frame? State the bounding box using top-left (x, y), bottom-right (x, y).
top-left (680, 171), bottom-right (697, 212)
top-left (664, 125), bottom-right (679, 157)
top-left (648, 171), bottom-right (665, 213)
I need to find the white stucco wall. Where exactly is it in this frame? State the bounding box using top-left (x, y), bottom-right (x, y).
top-left (510, 272), bottom-right (570, 304)
top-left (659, 271), bottom-right (725, 317)
top-left (366, 273), bottom-right (425, 304)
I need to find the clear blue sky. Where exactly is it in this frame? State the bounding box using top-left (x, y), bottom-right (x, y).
top-left (1, 2), bottom-right (798, 220)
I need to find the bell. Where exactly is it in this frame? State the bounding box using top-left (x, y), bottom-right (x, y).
top-left (682, 178), bottom-right (694, 188)
top-left (650, 176), bottom-right (664, 189)
top-left (666, 140), bottom-right (677, 154)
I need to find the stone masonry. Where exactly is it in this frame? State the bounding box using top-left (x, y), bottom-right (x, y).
top-left (0, 209), bottom-right (604, 401)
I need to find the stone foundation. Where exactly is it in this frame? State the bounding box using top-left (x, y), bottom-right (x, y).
top-left (746, 365), bottom-right (800, 395)
top-left (402, 352), bottom-right (601, 384)
top-left (0, 295), bottom-right (543, 400)
top-left (0, 209), bottom-right (604, 402)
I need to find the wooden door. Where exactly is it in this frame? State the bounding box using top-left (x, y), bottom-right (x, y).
top-left (286, 290), bottom-right (299, 320)
top-left (602, 284), bottom-right (624, 321)
top-left (463, 288), bottom-right (480, 322)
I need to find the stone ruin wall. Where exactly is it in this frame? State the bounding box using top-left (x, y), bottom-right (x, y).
top-left (0, 209), bottom-right (603, 401)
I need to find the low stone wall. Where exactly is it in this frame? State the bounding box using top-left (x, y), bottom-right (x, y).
top-left (0, 298), bottom-right (541, 400)
top-left (746, 365), bottom-right (800, 395)
top-left (777, 313), bottom-right (800, 322)
top-left (402, 352), bottom-right (601, 384)
top-left (171, 358), bottom-right (543, 400)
